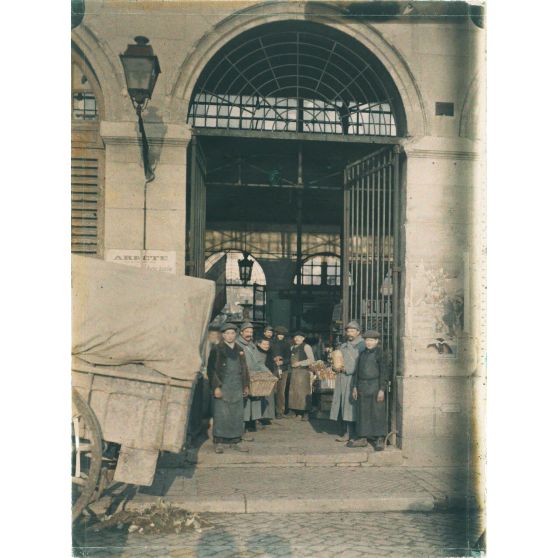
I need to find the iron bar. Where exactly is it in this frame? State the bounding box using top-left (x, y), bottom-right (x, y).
top-left (193, 127), bottom-right (404, 145)
top-left (374, 151), bottom-right (386, 337)
top-left (365, 158), bottom-right (371, 330)
top-left (351, 165), bottom-right (356, 321)
top-left (342, 168), bottom-right (350, 325)
top-left (353, 163), bottom-right (364, 323)
top-left (297, 144), bottom-right (303, 185)
top-left (391, 146), bottom-right (401, 440)
top-left (381, 151), bottom-right (387, 347)
top-left (387, 155), bottom-right (394, 354)
top-left (295, 190), bottom-right (303, 329)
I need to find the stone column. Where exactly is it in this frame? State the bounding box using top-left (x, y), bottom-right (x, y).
top-left (398, 136), bottom-right (483, 466)
top-left (99, 120), bottom-right (191, 276)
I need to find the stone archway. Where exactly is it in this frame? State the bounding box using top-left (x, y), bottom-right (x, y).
top-left (168, 1), bottom-right (427, 138)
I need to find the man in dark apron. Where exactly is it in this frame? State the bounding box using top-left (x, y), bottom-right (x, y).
top-left (347, 330), bottom-right (388, 451)
top-left (207, 323), bottom-right (251, 454)
top-left (288, 331), bottom-right (315, 420)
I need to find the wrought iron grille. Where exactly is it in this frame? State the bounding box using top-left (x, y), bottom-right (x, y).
top-left (188, 22), bottom-right (402, 137)
top-left (342, 146), bottom-right (400, 358)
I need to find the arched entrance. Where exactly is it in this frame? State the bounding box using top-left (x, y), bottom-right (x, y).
top-left (205, 250), bottom-right (267, 323)
top-left (187, 20), bottom-right (405, 136)
top-left (185, 20), bottom-right (404, 435)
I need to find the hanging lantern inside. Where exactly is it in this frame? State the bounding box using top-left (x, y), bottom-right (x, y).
top-left (238, 252), bottom-right (254, 286)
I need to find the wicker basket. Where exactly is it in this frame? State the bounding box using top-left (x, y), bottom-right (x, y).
top-left (249, 371), bottom-right (278, 397)
top-left (320, 378), bottom-right (336, 390)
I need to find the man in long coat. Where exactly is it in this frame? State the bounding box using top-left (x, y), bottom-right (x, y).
top-left (236, 322), bottom-right (270, 430)
top-left (330, 321), bottom-right (365, 442)
top-left (347, 330), bottom-right (388, 451)
top-left (207, 323), bottom-right (251, 454)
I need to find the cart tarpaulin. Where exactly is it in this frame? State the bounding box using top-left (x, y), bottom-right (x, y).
top-left (72, 255), bottom-right (215, 380)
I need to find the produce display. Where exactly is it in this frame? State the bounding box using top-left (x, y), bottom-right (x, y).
top-left (310, 360), bottom-right (337, 390)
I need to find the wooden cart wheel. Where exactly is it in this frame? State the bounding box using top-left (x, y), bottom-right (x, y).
top-left (72, 389), bottom-right (103, 522)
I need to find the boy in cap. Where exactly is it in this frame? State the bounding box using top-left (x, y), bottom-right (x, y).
top-left (263, 325), bottom-right (274, 340)
top-left (347, 330), bottom-right (388, 451)
top-left (255, 336), bottom-right (276, 424)
top-left (207, 324), bottom-right (251, 454)
top-left (271, 326), bottom-right (291, 418)
top-left (330, 321), bottom-right (364, 442)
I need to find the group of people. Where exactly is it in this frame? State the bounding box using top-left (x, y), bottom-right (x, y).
top-left (205, 320), bottom-right (388, 454)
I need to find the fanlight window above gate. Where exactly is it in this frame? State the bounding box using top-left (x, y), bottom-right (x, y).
top-left (188, 22), bottom-right (404, 137)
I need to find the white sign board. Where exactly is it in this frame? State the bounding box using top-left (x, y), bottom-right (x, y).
top-left (106, 250), bottom-right (176, 274)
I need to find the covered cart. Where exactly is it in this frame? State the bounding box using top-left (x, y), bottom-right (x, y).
top-left (71, 256), bottom-right (214, 520)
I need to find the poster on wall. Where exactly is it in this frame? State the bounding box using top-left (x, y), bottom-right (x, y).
top-left (105, 249), bottom-right (176, 274)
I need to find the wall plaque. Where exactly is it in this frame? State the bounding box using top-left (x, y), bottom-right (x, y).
top-left (106, 250), bottom-right (176, 274)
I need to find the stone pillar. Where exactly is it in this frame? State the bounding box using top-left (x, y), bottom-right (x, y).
top-left (99, 120), bottom-right (191, 276)
top-left (398, 136), bottom-right (483, 466)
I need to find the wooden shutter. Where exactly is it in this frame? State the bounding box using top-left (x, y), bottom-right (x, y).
top-left (71, 150), bottom-right (103, 256)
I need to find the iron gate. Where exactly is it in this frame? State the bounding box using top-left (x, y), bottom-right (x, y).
top-left (186, 136), bottom-right (207, 277)
top-left (342, 145), bottom-right (401, 438)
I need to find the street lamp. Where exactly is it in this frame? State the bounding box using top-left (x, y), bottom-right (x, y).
top-left (120, 36), bottom-right (161, 182)
top-left (120, 36), bottom-right (161, 251)
top-left (238, 252), bottom-right (254, 286)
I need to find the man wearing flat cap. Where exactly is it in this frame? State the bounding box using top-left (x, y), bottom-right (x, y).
top-left (207, 323), bottom-right (251, 454)
top-left (347, 330), bottom-right (388, 451)
top-left (271, 325), bottom-right (291, 418)
top-left (330, 320), bottom-right (365, 442)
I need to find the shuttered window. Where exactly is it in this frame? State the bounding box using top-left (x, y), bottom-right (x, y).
top-left (71, 155), bottom-right (101, 255)
top-left (71, 53), bottom-right (104, 256)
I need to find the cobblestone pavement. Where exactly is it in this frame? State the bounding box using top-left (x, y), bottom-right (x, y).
top-left (74, 511), bottom-right (482, 558)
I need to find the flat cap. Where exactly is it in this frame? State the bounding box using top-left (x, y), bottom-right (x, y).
top-left (208, 322), bottom-right (221, 332)
top-left (363, 330), bottom-right (381, 339)
top-left (293, 330), bottom-right (306, 337)
top-left (239, 322), bottom-right (254, 332)
top-left (264, 325), bottom-right (274, 332)
top-left (345, 321), bottom-right (361, 331)
top-left (220, 323), bottom-right (238, 333)
top-left (275, 325), bottom-right (288, 335)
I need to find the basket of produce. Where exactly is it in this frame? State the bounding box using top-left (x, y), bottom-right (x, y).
top-left (309, 360), bottom-right (327, 374)
top-left (249, 371), bottom-right (278, 397)
top-left (318, 368), bottom-right (337, 390)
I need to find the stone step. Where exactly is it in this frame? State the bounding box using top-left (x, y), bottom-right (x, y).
top-left (160, 495), bottom-right (435, 514)
top-left (184, 446), bottom-right (404, 468)
top-left (124, 493), bottom-right (435, 514)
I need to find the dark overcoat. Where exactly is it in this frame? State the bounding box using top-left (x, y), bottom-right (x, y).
top-left (207, 341), bottom-right (250, 439)
top-left (352, 347), bottom-right (388, 438)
